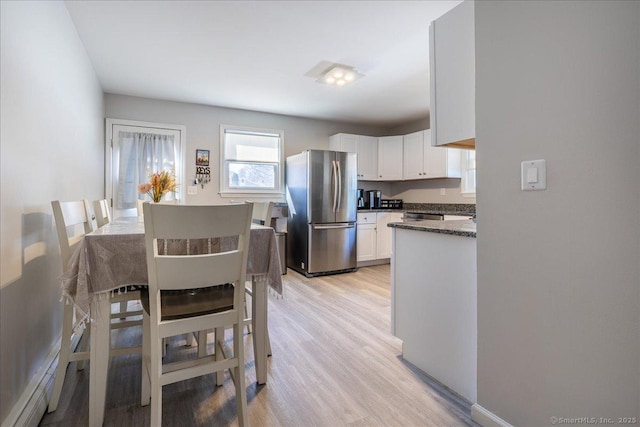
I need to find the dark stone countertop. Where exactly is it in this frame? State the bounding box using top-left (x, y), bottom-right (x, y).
top-left (388, 218), bottom-right (476, 238)
top-left (402, 203), bottom-right (476, 216)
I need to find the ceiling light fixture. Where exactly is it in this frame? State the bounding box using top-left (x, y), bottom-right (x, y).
top-left (317, 64), bottom-right (364, 87)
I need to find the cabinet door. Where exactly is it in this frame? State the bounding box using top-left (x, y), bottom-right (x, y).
top-left (329, 133), bottom-right (357, 152)
top-left (357, 223), bottom-right (377, 262)
top-left (329, 134), bottom-right (341, 151)
top-left (356, 135), bottom-right (378, 180)
top-left (376, 212), bottom-right (403, 258)
top-left (378, 136), bottom-right (403, 180)
top-left (423, 130), bottom-right (447, 178)
top-left (340, 134), bottom-right (358, 153)
top-left (430, 0), bottom-right (475, 147)
top-left (403, 130), bottom-right (424, 180)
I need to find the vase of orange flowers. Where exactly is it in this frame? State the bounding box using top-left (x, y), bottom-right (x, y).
top-left (138, 170), bottom-right (179, 203)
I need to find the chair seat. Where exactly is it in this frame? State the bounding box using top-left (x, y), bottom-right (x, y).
top-left (140, 284), bottom-right (234, 321)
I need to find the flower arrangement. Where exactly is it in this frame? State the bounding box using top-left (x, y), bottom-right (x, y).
top-left (138, 170), bottom-right (179, 203)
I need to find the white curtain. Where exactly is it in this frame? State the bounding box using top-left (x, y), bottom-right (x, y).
top-left (116, 131), bottom-right (176, 209)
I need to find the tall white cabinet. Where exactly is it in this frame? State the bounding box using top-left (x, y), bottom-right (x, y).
top-left (329, 133), bottom-right (378, 180)
top-left (377, 136), bottom-right (403, 180)
top-left (403, 130), bottom-right (461, 180)
top-left (429, 0), bottom-right (475, 148)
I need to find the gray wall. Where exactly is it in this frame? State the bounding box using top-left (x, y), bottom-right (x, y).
top-left (105, 94), bottom-right (389, 205)
top-left (105, 95), bottom-right (474, 205)
top-left (475, 1), bottom-right (640, 425)
top-left (0, 1), bottom-right (105, 422)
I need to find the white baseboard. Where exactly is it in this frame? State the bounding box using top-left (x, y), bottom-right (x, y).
top-left (1, 330), bottom-right (82, 427)
top-left (1, 341), bottom-right (58, 427)
top-left (472, 403), bottom-right (514, 427)
top-left (357, 258), bottom-right (390, 268)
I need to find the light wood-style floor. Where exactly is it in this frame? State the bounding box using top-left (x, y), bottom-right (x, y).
top-left (39, 265), bottom-right (477, 426)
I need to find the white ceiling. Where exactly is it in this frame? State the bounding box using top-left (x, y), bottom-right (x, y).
top-left (65, 0), bottom-right (461, 127)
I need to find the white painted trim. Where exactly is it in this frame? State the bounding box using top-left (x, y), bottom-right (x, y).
top-left (0, 342), bottom-right (57, 427)
top-left (472, 404), bottom-right (514, 427)
top-left (1, 331), bottom-right (83, 427)
top-left (105, 118), bottom-right (187, 206)
top-left (218, 124), bottom-right (285, 197)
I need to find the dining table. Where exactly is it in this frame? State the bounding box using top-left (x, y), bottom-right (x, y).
top-left (61, 217), bottom-right (283, 426)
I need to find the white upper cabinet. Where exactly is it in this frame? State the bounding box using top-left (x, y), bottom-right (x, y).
top-left (356, 135), bottom-right (378, 180)
top-left (330, 133), bottom-right (378, 180)
top-left (403, 131), bottom-right (425, 179)
top-left (403, 130), bottom-right (461, 179)
top-left (377, 136), bottom-right (403, 180)
top-left (429, 0), bottom-right (475, 148)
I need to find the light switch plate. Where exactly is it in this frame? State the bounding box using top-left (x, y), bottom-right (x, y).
top-left (521, 159), bottom-right (546, 190)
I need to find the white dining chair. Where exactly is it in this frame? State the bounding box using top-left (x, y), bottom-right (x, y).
top-left (91, 198), bottom-right (144, 320)
top-left (92, 198), bottom-right (112, 228)
top-left (49, 200), bottom-right (143, 413)
top-left (140, 203), bottom-right (251, 426)
top-left (242, 201), bottom-right (274, 355)
top-left (137, 198), bottom-right (178, 220)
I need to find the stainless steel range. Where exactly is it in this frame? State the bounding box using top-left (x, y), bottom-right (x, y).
top-left (402, 212), bottom-right (444, 222)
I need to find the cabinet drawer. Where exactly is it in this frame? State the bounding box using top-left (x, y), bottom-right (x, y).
top-left (357, 213), bottom-right (377, 224)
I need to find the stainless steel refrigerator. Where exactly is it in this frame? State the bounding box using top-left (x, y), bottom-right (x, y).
top-left (285, 150), bottom-right (357, 277)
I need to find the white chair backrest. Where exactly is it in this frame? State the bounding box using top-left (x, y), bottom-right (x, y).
top-left (248, 201), bottom-right (274, 226)
top-left (137, 199), bottom-right (178, 218)
top-left (51, 200), bottom-right (94, 270)
top-left (93, 199), bottom-right (111, 228)
top-left (143, 203), bottom-right (253, 313)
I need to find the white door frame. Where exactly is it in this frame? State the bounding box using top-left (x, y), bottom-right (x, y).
top-left (105, 118), bottom-right (187, 211)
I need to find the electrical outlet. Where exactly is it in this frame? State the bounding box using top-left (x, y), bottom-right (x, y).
top-left (440, 188), bottom-right (446, 196)
top-left (187, 185), bottom-right (197, 195)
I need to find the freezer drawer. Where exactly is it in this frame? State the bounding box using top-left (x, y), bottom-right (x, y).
top-left (307, 223), bottom-right (356, 275)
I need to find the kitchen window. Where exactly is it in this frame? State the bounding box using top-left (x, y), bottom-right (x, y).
top-left (460, 149), bottom-right (476, 196)
top-left (220, 125), bottom-right (284, 196)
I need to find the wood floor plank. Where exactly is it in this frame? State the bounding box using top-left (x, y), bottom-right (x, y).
top-left (39, 265), bottom-right (477, 426)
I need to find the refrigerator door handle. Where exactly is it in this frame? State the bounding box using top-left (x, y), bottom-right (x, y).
top-left (312, 223), bottom-right (355, 230)
top-left (336, 160), bottom-right (342, 212)
top-left (331, 160), bottom-right (338, 213)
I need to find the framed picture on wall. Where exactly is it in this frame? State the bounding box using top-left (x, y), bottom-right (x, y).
top-left (196, 149), bottom-right (209, 166)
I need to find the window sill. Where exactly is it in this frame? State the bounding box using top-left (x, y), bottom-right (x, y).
top-left (219, 191), bottom-right (284, 199)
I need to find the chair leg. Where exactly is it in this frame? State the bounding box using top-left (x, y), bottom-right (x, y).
top-left (48, 304), bottom-right (74, 412)
top-left (266, 328), bottom-right (272, 356)
top-left (244, 300), bottom-right (252, 334)
top-left (233, 322), bottom-right (248, 427)
top-left (76, 322), bottom-right (90, 371)
top-left (150, 326), bottom-right (163, 427)
top-left (215, 326), bottom-right (225, 386)
top-left (119, 300), bottom-right (127, 319)
top-left (186, 332), bottom-right (197, 347)
top-left (141, 312), bottom-right (151, 407)
top-left (197, 330), bottom-right (208, 358)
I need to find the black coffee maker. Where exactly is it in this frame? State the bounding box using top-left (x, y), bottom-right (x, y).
top-left (368, 190), bottom-right (382, 209)
top-left (357, 189), bottom-right (366, 209)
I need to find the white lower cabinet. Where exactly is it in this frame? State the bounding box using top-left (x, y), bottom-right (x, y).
top-left (375, 212), bottom-right (404, 259)
top-left (357, 212), bottom-right (403, 264)
top-left (357, 213), bottom-right (377, 262)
